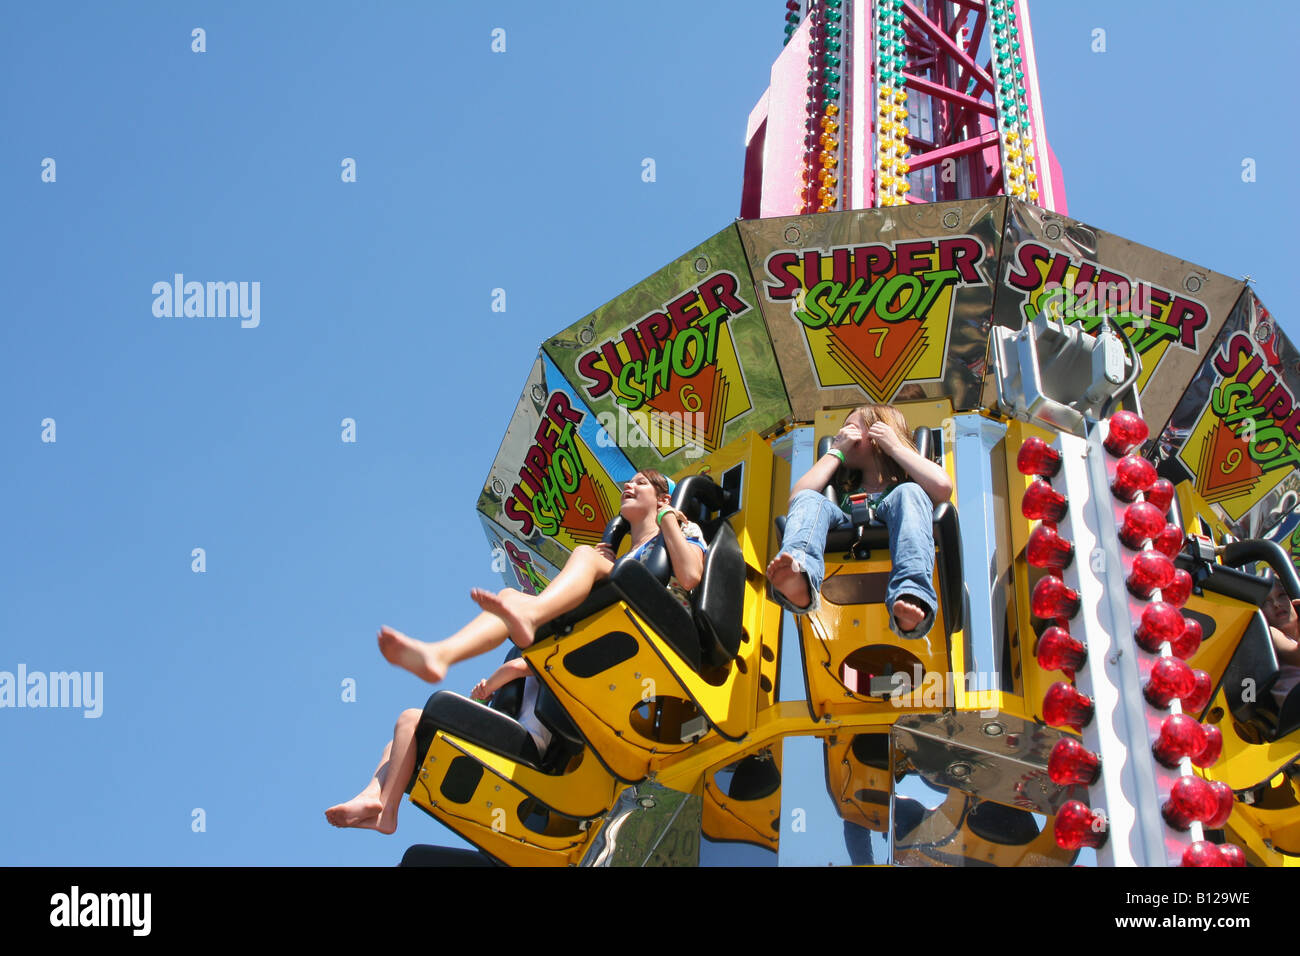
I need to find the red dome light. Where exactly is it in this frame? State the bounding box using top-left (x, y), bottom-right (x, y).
top-left (1144, 656), bottom-right (1195, 709)
top-left (1054, 800), bottom-right (1106, 849)
top-left (1134, 602), bottom-right (1184, 653)
top-left (1145, 478), bottom-right (1175, 513)
top-left (1205, 779), bottom-right (1235, 829)
top-left (1162, 775), bottom-right (1215, 830)
top-left (1047, 737), bottom-right (1100, 786)
top-left (1104, 411), bottom-right (1150, 457)
top-left (1127, 551), bottom-right (1175, 599)
top-left (1192, 725), bottom-right (1222, 768)
top-left (1183, 669), bottom-right (1213, 713)
top-left (1163, 568), bottom-right (1193, 607)
top-left (1118, 502), bottom-right (1165, 550)
top-left (1017, 437), bottom-right (1062, 478)
top-left (1022, 479), bottom-right (1068, 522)
top-left (1027, 524), bottom-right (1075, 570)
top-left (1152, 525), bottom-right (1184, 560)
top-left (1036, 626), bottom-right (1086, 678)
top-left (1032, 576), bottom-right (1081, 620)
top-left (1152, 714), bottom-right (1206, 768)
top-left (1111, 455), bottom-right (1157, 502)
top-left (1218, 843), bottom-right (1246, 867)
top-left (1170, 617), bottom-right (1203, 660)
top-left (1181, 840), bottom-right (1229, 867)
top-left (1044, 681), bottom-right (1094, 731)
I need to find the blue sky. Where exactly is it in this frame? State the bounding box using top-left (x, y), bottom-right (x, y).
top-left (1, 1), bottom-right (1296, 867)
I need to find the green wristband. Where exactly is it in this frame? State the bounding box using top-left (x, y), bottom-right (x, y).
top-left (656, 508), bottom-right (672, 526)
top-left (827, 448), bottom-right (846, 464)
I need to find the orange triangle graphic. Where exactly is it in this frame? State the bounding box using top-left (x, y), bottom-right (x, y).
top-left (1198, 421), bottom-right (1264, 503)
top-left (644, 363), bottom-right (728, 451)
top-left (558, 472), bottom-right (613, 544)
top-left (828, 316), bottom-right (926, 386)
top-left (826, 326), bottom-right (929, 402)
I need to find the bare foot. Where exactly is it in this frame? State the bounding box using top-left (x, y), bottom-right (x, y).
top-left (892, 598), bottom-right (927, 636)
top-left (377, 626), bottom-right (446, 683)
top-left (471, 587), bottom-right (536, 649)
top-left (767, 552), bottom-right (812, 610)
top-left (325, 790), bottom-right (384, 829)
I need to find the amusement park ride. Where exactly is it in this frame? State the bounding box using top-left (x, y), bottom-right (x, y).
top-left (402, 0), bottom-right (1300, 866)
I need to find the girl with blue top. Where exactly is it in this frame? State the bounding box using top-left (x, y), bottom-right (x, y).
top-left (377, 469), bottom-right (705, 682)
top-left (326, 469), bottom-right (706, 836)
top-left (767, 404), bottom-right (953, 640)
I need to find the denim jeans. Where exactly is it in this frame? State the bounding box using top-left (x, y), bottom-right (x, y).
top-left (773, 484), bottom-right (938, 639)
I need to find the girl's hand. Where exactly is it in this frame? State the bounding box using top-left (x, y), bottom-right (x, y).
top-left (470, 679), bottom-right (491, 702)
top-left (831, 421), bottom-right (863, 454)
top-left (595, 541), bottom-right (616, 563)
top-left (658, 507), bottom-right (688, 528)
top-left (867, 421), bottom-right (906, 460)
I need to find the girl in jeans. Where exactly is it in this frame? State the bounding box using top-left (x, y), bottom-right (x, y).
top-left (767, 404), bottom-right (953, 639)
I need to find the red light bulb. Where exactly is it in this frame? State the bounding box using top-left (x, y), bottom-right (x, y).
top-left (1022, 479), bottom-right (1068, 522)
top-left (1032, 576), bottom-right (1080, 620)
top-left (1181, 840), bottom-right (1228, 867)
top-left (1183, 669), bottom-right (1213, 713)
top-left (1044, 681), bottom-right (1094, 731)
top-left (1027, 523), bottom-right (1075, 570)
top-left (1144, 656), bottom-right (1195, 709)
top-left (1118, 502), bottom-right (1165, 550)
top-left (1205, 779), bottom-right (1235, 829)
top-left (1152, 525), bottom-right (1184, 560)
top-left (1169, 617), bottom-right (1203, 660)
top-left (1145, 478), bottom-right (1175, 513)
top-left (1036, 626), bottom-right (1086, 678)
top-left (1162, 775), bottom-right (1216, 830)
top-left (1017, 437), bottom-right (1062, 478)
top-left (1127, 551), bottom-right (1175, 599)
top-left (1218, 843), bottom-right (1246, 867)
top-left (1104, 411), bottom-right (1150, 457)
top-left (1163, 568), bottom-right (1193, 607)
top-left (1152, 714), bottom-right (1207, 767)
top-left (1134, 602), bottom-right (1184, 653)
top-left (1192, 725), bottom-right (1222, 768)
top-left (1047, 737), bottom-right (1100, 785)
top-left (1111, 455), bottom-right (1157, 502)
top-left (1054, 800), bottom-right (1106, 849)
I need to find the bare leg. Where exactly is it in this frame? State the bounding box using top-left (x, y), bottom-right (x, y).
top-left (325, 708), bottom-right (422, 833)
top-left (470, 545), bottom-right (613, 648)
top-left (379, 619), bottom-right (507, 683)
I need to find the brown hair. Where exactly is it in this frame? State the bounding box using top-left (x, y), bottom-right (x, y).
top-left (839, 403), bottom-right (916, 490)
top-left (637, 469), bottom-right (672, 500)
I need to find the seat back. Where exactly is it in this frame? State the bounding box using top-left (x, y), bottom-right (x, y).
top-left (673, 475), bottom-right (746, 667)
top-left (693, 519), bottom-right (747, 666)
top-left (1222, 611), bottom-right (1280, 725)
top-left (490, 646), bottom-right (585, 770)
